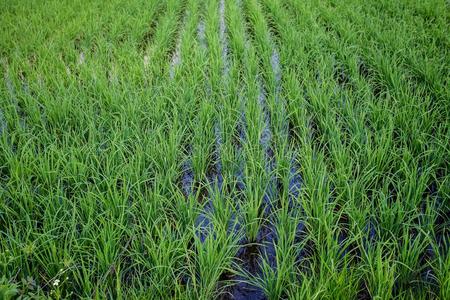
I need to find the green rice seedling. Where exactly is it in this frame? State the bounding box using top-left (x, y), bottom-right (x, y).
top-left (0, 0), bottom-right (448, 298)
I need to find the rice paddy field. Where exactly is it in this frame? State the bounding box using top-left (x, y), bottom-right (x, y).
top-left (0, 0), bottom-right (449, 299)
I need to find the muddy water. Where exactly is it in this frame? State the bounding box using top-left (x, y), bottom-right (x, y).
top-left (181, 155), bottom-right (195, 198)
top-left (77, 51), bottom-right (85, 65)
top-left (224, 0), bottom-right (279, 297)
top-left (193, 17), bottom-right (226, 242)
top-left (143, 55), bottom-right (149, 69)
top-left (191, 1), bottom-right (306, 297)
top-left (271, 47), bottom-right (304, 241)
top-left (169, 11), bottom-right (189, 79)
top-left (0, 109), bottom-right (6, 135)
top-left (219, 0), bottom-right (230, 78)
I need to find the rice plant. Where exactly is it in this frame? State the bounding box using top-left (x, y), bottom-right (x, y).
top-left (0, 0), bottom-right (448, 298)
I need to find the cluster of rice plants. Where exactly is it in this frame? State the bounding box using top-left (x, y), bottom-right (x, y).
top-left (0, 0), bottom-right (448, 298)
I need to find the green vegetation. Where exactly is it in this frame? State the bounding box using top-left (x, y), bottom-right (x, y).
top-left (0, 0), bottom-right (448, 298)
